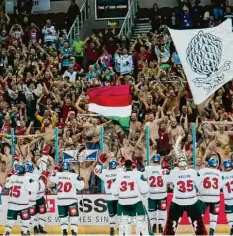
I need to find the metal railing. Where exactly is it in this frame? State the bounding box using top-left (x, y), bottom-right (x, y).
top-left (68, 0), bottom-right (90, 40)
top-left (118, 0), bottom-right (138, 38)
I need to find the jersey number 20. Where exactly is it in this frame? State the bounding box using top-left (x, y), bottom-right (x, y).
top-left (58, 182), bottom-right (72, 193)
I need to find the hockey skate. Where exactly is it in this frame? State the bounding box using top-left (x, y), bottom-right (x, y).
top-left (209, 228), bottom-right (214, 235)
top-left (110, 227), bottom-right (114, 236)
top-left (38, 225), bottom-right (47, 234)
top-left (152, 224), bottom-right (157, 233)
top-left (231, 226), bottom-right (233, 236)
top-left (33, 226), bottom-right (39, 235)
top-left (63, 229), bottom-right (68, 236)
top-left (71, 230), bottom-right (77, 236)
top-left (159, 224), bottom-right (163, 233)
top-left (4, 232), bottom-right (10, 236)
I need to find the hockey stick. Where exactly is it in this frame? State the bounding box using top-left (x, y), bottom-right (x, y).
top-left (143, 205), bottom-right (154, 236)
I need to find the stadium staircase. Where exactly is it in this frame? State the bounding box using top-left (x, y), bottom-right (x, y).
top-left (68, 0), bottom-right (91, 40)
top-left (130, 19), bottom-right (151, 47)
top-left (119, 2), bottom-right (151, 48)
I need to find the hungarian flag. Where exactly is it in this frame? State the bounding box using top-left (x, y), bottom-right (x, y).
top-left (87, 85), bottom-right (132, 133)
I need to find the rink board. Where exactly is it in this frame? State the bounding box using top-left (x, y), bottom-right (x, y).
top-left (0, 225), bottom-right (230, 234)
top-left (0, 194), bottom-right (230, 234)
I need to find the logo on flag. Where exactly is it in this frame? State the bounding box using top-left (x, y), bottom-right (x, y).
top-left (186, 31), bottom-right (230, 94)
top-left (169, 19), bottom-right (233, 105)
top-left (63, 149), bottom-right (99, 163)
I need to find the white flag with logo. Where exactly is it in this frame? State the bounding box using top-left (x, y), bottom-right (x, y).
top-left (169, 19), bottom-right (233, 105)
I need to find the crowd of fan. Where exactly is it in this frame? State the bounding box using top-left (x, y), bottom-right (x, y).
top-left (0, 0), bottom-right (233, 193)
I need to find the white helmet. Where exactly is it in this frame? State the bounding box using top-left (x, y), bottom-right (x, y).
top-left (178, 156), bottom-right (188, 167)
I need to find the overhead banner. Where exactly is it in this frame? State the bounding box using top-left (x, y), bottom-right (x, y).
top-left (0, 193), bottom-right (228, 227)
top-left (4, 0), bottom-right (50, 13)
top-left (95, 0), bottom-right (129, 20)
top-left (32, 0), bottom-right (51, 12)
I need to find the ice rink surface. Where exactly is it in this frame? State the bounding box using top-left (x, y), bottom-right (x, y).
top-left (3, 234), bottom-right (229, 236)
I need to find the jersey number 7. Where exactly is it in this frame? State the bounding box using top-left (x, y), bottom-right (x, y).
top-left (106, 179), bottom-right (112, 189)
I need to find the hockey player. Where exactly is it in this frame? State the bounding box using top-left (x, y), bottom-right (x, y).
top-left (221, 159), bottom-right (233, 235)
top-left (49, 161), bottom-right (84, 236)
top-left (35, 171), bottom-right (49, 234)
top-left (24, 161), bottom-right (40, 234)
top-left (112, 159), bottom-right (150, 236)
top-left (197, 157), bottom-right (223, 235)
top-left (144, 154), bottom-right (167, 234)
top-left (34, 155), bottom-right (49, 234)
top-left (0, 184), bottom-right (2, 212)
top-left (5, 163), bottom-right (39, 235)
top-left (163, 156), bottom-right (208, 236)
top-left (94, 160), bottom-right (122, 236)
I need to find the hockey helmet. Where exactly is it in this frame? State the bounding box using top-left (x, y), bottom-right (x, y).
top-left (208, 157), bottom-right (218, 168)
top-left (15, 163), bottom-right (25, 175)
top-left (178, 157), bottom-right (187, 168)
top-left (151, 154), bottom-right (161, 163)
top-left (109, 160), bottom-right (118, 170)
top-left (61, 161), bottom-right (71, 171)
top-left (25, 161), bottom-right (34, 173)
top-left (223, 159), bottom-right (233, 169)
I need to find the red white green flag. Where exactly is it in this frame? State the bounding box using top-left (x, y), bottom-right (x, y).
top-left (87, 85), bottom-right (132, 132)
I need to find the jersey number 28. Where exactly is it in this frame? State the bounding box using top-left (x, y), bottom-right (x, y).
top-left (149, 176), bottom-right (163, 187)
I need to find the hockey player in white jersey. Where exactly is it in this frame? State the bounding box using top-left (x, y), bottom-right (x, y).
top-left (49, 161), bottom-right (84, 236)
top-left (24, 161), bottom-right (41, 234)
top-left (34, 155), bottom-right (49, 234)
top-left (0, 184), bottom-right (2, 212)
top-left (35, 171), bottom-right (49, 234)
top-left (5, 163), bottom-right (39, 236)
top-left (112, 159), bottom-right (150, 236)
top-left (163, 156), bottom-right (208, 235)
top-left (94, 160), bottom-right (122, 236)
top-left (197, 157), bottom-right (223, 235)
top-left (221, 159), bottom-right (233, 235)
top-left (144, 154), bottom-right (167, 234)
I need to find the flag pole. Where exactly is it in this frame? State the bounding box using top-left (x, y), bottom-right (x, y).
top-left (146, 125), bottom-right (150, 166)
top-left (99, 126), bottom-right (105, 193)
top-left (55, 128), bottom-right (59, 164)
top-left (192, 123), bottom-right (196, 169)
top-left (11, 128), bottom-right (15, 168)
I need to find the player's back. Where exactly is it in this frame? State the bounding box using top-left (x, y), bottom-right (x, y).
top-left (56, 172), bottom-right (84, 206)
top-left (145, 165), bottom-right (167, 200)
top-left (167, 168), bottom-right (198, 205)
top-left (25, 172), bottom-right (39, 205)
top-left (197, 167), bottom-right (223, 202)
top-left (112, 170), bottom-right (149, 205)
top-left (222, 170), bottom-right (233, 205)
top-left (6, 175), bottom-right (36, 211)
top-left (101, 168), bottom-right (122, 200)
